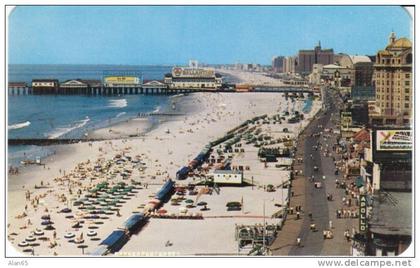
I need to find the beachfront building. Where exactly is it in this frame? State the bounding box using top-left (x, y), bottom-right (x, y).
top-left (210, 170), bottom-right (243, 185)
top-left (142, 80), bottom-right (168, 92)
top-left (103, 76), bottom-right (142, 88)
top-left (272, 56), bottom-right (284, 73)
top-left (282, 56), bottom-right (297, 74)
top-left (367, 191), bottom-right (412, 256)
top-left (164, 67), bottom-right (223, 90)
top-left (31, 79), bottom-right (59, 94)
top-left (339, 54), bottom-right (374, 87)
top-left (8, 82), bottom-right (28, 95)
top-left (369, 32), bottom-right (412, 126)
top-left (297, 41), bottom-right (334, 74)
top-left (59, 79), bottom-right (103, 94)
top-left (321, 64), bottom-right (354, 87)
top-left (60, 79), bottom-right (89, 88)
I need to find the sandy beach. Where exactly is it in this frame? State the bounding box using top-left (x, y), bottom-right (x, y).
top-left (216, 69), bottom-right (286, 86)
top-left (7, 72), bottom-right (320, 256)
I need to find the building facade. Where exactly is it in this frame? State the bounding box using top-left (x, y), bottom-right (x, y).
top-left (297, 42), bottom-right (334, 74)
top-left (339, 54), bottom-right (374, 87)
top-left (370, 32), bottom-right (412, 126)
top-left (31, 79), bottom-right (59, 94)
top-left (282, 56), bottom-right (297, 74)
top-left (164, 67), bottom-right (222, 90)
top-left (271, 56), bottom-right (284, 73)
top-left (103, 76), bottom-right (141, 87)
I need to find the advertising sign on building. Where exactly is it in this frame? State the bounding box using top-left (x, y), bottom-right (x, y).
top-left (359, 194), bottom-right (367, 234)
top-left (340, 111), bottom-right (352, 128)
top-left (376, 130), bottom-right (412, 151)
top-left (104, 76), bottom-right (140, 85)
top-left (172, 67), bottom-right (215, 78)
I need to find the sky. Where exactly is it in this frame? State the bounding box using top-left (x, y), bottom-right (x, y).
top-left (8, 6), bottom-right (413, 65)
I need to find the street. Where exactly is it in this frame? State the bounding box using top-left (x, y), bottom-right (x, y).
top-left (272, 87), bottom-right (357, 256)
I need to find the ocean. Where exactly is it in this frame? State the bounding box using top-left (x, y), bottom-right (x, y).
top-left (8, 64), bottom-right (174, 167)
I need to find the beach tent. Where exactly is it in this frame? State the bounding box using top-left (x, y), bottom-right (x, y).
top-left (99, 230), bottom-right (128, 253)
top-left (122, 213), bottom-right (147, 234)
top-left (155, 180), bottom-right (175, 200)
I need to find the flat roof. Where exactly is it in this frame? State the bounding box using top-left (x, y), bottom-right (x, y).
top-left (212, 169), bottom-right (243, 175)
top-left (369, 191), bottom-right (412, 236)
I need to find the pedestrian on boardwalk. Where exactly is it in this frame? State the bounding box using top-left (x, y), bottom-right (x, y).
top-left (329, 220), bottom-right (333, 229)
top-left (296, 237), bottom-right (301, 247)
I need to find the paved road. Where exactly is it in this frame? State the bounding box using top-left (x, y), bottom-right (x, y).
top-left (288, 88), bottom-right (357, 256)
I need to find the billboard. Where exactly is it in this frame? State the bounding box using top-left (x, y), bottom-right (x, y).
top-left (104, 76), bottom-right (140, 85)
top-left (376, 130), bottom-right (412, 151)
top-left (172, 67), bottom-right (215, 78)
top-left (359, 195), bottom-right (367, 234)
top-left (340, 111), bottom-right (352, 128)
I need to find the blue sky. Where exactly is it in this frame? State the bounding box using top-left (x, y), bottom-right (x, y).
top-left (8, 6), bottom-right (412, 65)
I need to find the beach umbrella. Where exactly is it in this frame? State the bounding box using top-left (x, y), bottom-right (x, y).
top-left (34, 229), bottom-right (44, 236)
top-left (41, 215), bottom-right (50, 220)
top-left (197, 201), bottom-right (207, 206)
top-left (60, 208), bottom-right (72, 213)
top-left (78, 244), bottom-right (88, 254)
top-left (185, 199), bottom-right (194, 204)
top-left (72, 222), bottom-right (82, 229)
top-left (18, 241), bottom-right (29, 247)
top-left (25, 236), bottom-right (36, 242)
top-left (41, 220), bottom-right (53, 226)
top-left (44, 225), bottom-right (55, 231)
top-left (179, 207), bottom-right (188, 213)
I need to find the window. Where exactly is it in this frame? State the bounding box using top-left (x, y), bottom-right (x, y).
top-left (405, 103), bottom-right (410, 109)
top-left (405, 81), bottom-right (410, 86)
top-left (406, 53), bottom-right (412, 64)
top-left (405, 88), bottom-right (410, 94)
top-left (405, 96), bottom-right (410, 101)
top-left (405, 73), bottom-right (410, 79)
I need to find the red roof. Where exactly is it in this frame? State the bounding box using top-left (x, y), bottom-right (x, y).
top-left (353, 128), bottom-right (370, 142)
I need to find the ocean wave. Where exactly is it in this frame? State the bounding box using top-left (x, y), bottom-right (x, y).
top-left (48, 116), bottom-right (90, 139)
top-left (108, 99), bottom-right (127, 108)
top-left (116, 112), bottom-right (126, 118)
top-left (8, 121), bottom-right (31, 130)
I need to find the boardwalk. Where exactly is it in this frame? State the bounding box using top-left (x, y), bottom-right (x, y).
top-left (270, 88), bottom-right (357, 256)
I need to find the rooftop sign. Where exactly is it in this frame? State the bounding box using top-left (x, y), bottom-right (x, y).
top-left (172, 67), bottom-right (215, 78)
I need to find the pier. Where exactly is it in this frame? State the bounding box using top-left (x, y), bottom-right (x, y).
top-left (8, 83), bottom-right (313, 96)
top-left (7, 86), bottom-right (199, 96)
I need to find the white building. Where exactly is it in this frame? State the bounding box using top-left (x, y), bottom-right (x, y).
top-left (164, 67), bottom-right (222, 90)
top-left (210, 170), bottom-right (243, 185)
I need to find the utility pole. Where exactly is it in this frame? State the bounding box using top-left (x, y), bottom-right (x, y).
top-left (263, 200), bottom-right (266, 254)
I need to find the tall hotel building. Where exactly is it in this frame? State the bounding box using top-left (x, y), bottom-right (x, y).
top-left (282, 56), bottom-right (297, 74)
top-left (370, 32), bottom-right (412, 126)
top-left (297, 42), bottom-right (334, 74)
